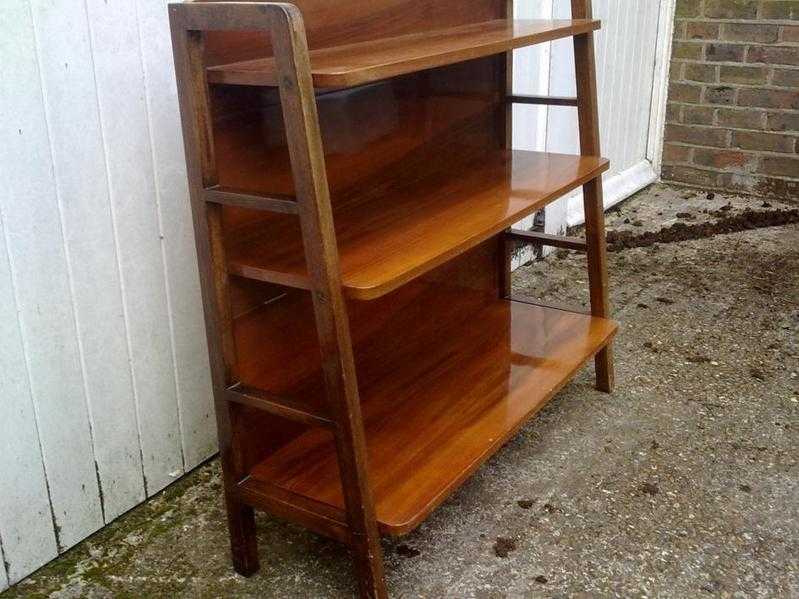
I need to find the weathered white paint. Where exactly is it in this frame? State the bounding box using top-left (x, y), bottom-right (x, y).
top-left (0, 209), bottom-right (59, 583)
top-left (535, 0), bottom-right (665, 233)
top-left (0, 0), bottom-right (673, 588)
top-left (136, 0), bottom-right (217, 471)
top-left (0, 0), bottom-right (214, 586)
top-left (1, 0), bottom-right (104, 555)
top-left (0, 546), bottom-right (7, 592)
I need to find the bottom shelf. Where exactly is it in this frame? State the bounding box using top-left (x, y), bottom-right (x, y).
top-left (239, 284), bottom-right (617, 536)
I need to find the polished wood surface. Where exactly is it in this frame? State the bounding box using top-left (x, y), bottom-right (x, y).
top-left (170, 1), bottom-right (612, 596)
top-left (213, 72), bottom-right (502, 201)
top-left (203, 0), bottom-right (506, 67)
top-left (269, 5), bottom-right (388, 594)
top-left (572, 0), bottom-right (614, 393)
top-left (237, 282), bottom-right (617, 534)
top-left (227, 150), bottom-right (609, 299)
top-left (208, 19), bottom-right (600, 88)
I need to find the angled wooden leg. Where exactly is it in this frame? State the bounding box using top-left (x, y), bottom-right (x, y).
top-left (572, 0), bottom-right (614, 393)
top-left (270, 7), bottom-right (387, 597)
top-left (225, 493), bottom-right (259, 576)
top-left (582, 178), bottom-right (614, 392)
top-left (170, 23), bottom-right (262, 576)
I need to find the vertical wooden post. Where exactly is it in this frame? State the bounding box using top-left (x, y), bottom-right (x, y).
top-left (571, 0), bottom-right (614, 392)
top-left (168, 20), bottom-right (259, 575)
top-left (269, 6), bottom-right (387, 598)
top-left (498, 0), bottom-right (514, 298)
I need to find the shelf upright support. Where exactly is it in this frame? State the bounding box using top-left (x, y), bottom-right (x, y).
top-left (498, 0), bottom-right (515, 298)
top-left (571, 0), bottom-right (615, 392)
top-left (270, 5), bottom-right (388, 598)
top-left (170, 4), bottom-right (387, 598)
top-left (169, 5), bottom-right (259, 577)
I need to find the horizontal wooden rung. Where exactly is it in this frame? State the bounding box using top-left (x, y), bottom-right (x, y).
top-left (505, 229), bottom-right (587, 252)
top-left (225, 384), bottom-right (332, 428)
top-left (507, 295), bottom-right (591, 316)
top-left (507, 94), bottom-right (579, 106)
top-left (237, 478), bottom-right (350, 543)
top-left (203, 186), bottom-right (298, 214)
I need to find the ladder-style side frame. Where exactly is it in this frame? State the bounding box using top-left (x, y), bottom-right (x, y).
top-left (502, 0), bottom-right (613, 393)
top-left (169, 4), bottom-right (386, 598)
top-left (572, 0), bottom-right (614, 393)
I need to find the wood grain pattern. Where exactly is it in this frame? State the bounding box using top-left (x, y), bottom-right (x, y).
top-left (268, 4), bottom-right (388, 594)
top-left (208, 19), bottom-right (600, 88)
top-left (572, 0), bottom-right (614, 392)
top-left (239, 282), bottom-right (617, 534)
top-left (227, 150), bottom-right (608, 299)
top-left (171, 2), bottom-right (613, 597)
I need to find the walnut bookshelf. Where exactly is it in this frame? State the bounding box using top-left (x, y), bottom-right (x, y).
top-left (169, 1), bottom-right (617, 596)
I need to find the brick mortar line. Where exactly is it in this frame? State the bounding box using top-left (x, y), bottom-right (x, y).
top-left (665, 128), bottom-right (799, 142)
top-left (662, 162), bottom-right (799, 183)
top-left (672, 63), bottom-right (799, 74)
top-left (674, 40), bottom-right (799, 48)
top-left (667, 101), bottom-right (799, 114)
top-left (664, 140), bottom-right (799, 155)
top-left (672, 59), bottom-right (799, 70)
top-left (666, 121), bottom-right (799, 135)
top-left (675, 18), bottom-right (799, 26)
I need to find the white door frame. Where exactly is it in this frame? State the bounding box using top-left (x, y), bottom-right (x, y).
top-left (512, 0), bottom-right (677, 238)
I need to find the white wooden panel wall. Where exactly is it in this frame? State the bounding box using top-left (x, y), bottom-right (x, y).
top-left (0, 0), bottom-right (672, 590)
top-left (513, 0), bottom-right (666, 235)
top-left (0, 0), bottom-right (215, 589)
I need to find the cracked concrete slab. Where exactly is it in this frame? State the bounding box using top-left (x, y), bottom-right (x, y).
top-left (6, 183), bottom-right (798, 598)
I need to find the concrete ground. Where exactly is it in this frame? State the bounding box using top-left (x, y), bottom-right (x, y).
top-left (7, 183), bottom-right (798, 598)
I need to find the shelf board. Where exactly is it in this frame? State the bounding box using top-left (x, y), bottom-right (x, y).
top-left (207, 19), bottom-right (600, 88)
top-left (238, 283), bottom-right (618, 536)
top-left (226, 150), bottom-right (609, 300)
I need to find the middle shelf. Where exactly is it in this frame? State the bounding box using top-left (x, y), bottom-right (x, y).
top-left (227, 149), bottom-right (609, 300)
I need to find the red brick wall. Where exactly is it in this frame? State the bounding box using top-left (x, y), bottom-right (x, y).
top-left (662, 0), bottom-right (798, 200)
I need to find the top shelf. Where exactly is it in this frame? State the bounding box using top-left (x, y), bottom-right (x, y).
top-left (207, 18), bottom-right (601, 88)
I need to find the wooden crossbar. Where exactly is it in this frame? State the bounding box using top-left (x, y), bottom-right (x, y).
top-left (507, 94), bottom-right (579, 106)
top-left (225, 384), bottom-right (333, 428)
top-left (204, 186), bottom-right (299, 214)
top-left (237, 478), bottom-right (350, 543)
top-left (505, 229), bottom-right (587, 252)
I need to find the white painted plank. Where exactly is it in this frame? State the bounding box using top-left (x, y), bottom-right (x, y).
top-left (648, 0), bottom-right (678, 171)
top-left (137, 0), bottom-right (217, 470)
top-left (0, 0), bottom-right (102, 550)
top-left (26, 0), bottom-right (152, 521)
top-left (620, 6), bottom-right (646, 169)
top-left (633, 3), bottom-right (663, 164)
top-left (84, 0), bottom-right (185, 497)
top-left (0, 211), bottom-right (59, 584)
top-left (0, 544), bottom-right (8, 592)
top-left (512, 0), bottom-right (552, 153)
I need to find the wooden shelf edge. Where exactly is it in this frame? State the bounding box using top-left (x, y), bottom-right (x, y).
top-left (237, 477), bottom-right (351, 543)
top-left (207, 19), bottom-right (601, 88)
top-left (227, 152), bottom-right (610, 301)
top-left (241, 293), bottom-right (618, 537)
top-left (383, 313), bottom-right (618, 536)
top-left (343, 155), bottom-right (609, 300)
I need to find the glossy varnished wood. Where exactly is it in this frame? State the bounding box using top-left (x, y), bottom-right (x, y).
top-left (572, 0), bottom-right (614, 392)
top-left (236, 282), bottom-right (617, 534)
top-left (207, 19), bottom-right (600, 88)
top-left (170, 1), bottom-right (613, 596)
top-left (226, 150), bottom-right (609, 299)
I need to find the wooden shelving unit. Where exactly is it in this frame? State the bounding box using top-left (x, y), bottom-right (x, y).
top-left (170, 1), bottom-right (616, 597)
